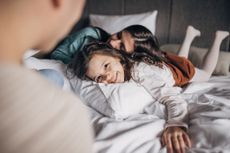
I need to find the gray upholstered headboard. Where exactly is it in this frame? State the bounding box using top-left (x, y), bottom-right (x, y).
top-left (72, 0), bottom-right (230, 51)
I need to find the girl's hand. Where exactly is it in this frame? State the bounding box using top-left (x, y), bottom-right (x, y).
top-left (161, 126), bottom-right (192, 153)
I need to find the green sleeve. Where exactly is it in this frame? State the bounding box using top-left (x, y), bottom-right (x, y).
top-left (50, 27), bottom-right (110, 64)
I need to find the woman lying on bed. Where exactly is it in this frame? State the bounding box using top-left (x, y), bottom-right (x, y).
top-left (67, 28), bottom-right (228, 153)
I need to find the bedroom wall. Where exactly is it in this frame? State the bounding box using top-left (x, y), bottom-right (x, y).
top-left (72, 0), bottom-right (230, 51)
top-left (170, 0), bottom-right (230, 50)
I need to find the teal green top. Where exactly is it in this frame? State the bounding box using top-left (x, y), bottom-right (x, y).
top-left (50, 27), bottom-right (110, 64)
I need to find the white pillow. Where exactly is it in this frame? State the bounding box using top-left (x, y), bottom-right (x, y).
top-left (23, 57), bottom-right (71, 91)
top-left (98, 80), bottom-right (154, 119)
top-left (70, 78), bottom-right (115, 117)
top-left (89, 10), bottom-right (158, 35)
top-left (70, 78), bottom-right (154, 120)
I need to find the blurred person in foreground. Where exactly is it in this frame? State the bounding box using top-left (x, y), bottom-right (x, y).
top-left (0, 0), bottom-right (93, 153)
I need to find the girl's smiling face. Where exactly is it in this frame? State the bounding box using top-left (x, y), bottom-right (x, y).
top-left (86, 53), bottom-right (125, 84)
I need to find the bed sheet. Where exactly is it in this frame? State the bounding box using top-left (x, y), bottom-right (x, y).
top-left (90, 76), bottom-right (230, 153)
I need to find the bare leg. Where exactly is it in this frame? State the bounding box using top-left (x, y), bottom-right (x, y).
top-left (178, 26), bottom-right (201, 58)
top-left (201, 31), bottom-right (229, 76)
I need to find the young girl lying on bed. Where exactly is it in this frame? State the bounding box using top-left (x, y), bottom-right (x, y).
top-left (67, 28), bottom-right (228, 153)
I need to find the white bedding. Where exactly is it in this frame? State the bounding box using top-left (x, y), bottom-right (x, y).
top-left (91, 76), bottom-right (230, 153)
top-left (24, 57), bottom-right (230, 153)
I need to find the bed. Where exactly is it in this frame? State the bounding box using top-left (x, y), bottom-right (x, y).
top-left (24, 0), bottom-right (230, 152)
top-left (24, 57), bottom-right (230, 153)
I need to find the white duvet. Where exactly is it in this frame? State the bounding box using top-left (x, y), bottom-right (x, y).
top-left (91, 76), bottom-right (230, 153)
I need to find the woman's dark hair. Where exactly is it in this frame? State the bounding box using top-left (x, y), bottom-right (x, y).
top-left (67, 41), bottom-right (133, 81)
top-left (122, 25), bottom-right (166, 65)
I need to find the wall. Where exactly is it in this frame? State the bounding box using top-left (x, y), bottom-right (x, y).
top-left (72, 0), bottom-right (230, 51)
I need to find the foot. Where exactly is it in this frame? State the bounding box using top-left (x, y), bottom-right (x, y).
top-left (186, 25), bottom-right (201, 38)
top-left (216, 31), bottom-right (229, 41)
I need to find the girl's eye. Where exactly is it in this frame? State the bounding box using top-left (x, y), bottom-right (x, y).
top-left (104, 63), bottom-right (110, 69)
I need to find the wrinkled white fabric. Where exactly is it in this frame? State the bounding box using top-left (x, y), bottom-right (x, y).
top-left (92, 76), bottom-right (230, 153)
top-left (132, 62), bottom-right (188, 128)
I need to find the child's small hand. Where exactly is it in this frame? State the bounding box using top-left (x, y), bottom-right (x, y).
top-left (161, 126), bottom-right (191, 153)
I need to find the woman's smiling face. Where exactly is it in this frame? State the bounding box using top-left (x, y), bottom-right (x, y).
top-left (86, 53), bottom-right (125, 84)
